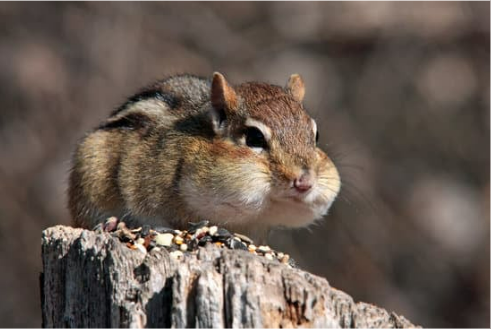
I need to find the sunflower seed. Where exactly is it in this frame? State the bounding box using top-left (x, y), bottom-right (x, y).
top-left (233, 233), bottom-right (254, 245)
top-left (198, 235), bottom-right (213, 246)
top-left (188, 220), bottom-right (209, 233)
top-left (228, 238), bottom-right (248, 251)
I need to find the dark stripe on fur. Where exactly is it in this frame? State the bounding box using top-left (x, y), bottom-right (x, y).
top-left (111, 90), bottom-right (179, 117)
top-left (98, 112), bottom-right (153, 131)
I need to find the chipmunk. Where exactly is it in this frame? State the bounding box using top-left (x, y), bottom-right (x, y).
top-left (68, 72), bottom-right (341, 239)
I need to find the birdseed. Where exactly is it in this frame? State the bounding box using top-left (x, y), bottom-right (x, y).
top-left (97, 217), bottom-right (295, 267)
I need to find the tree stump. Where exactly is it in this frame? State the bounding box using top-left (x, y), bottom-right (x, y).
top-left (41, 225), bottom-right (419, 328)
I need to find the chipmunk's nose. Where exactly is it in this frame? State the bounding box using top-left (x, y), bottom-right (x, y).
top-left (293, 171), bottom-right (314, 193)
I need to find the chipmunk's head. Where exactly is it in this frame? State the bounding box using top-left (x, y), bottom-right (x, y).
top-left (181, 72), bottom-right (340, 230)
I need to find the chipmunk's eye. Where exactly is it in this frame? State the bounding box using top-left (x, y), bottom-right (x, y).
top-left (245, 127), bottom-right (267, 149)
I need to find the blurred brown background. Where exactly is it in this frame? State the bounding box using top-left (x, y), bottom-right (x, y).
top-left (0, 2), bottom-right (489, 327)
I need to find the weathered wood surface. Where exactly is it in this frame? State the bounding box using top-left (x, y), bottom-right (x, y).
top-left (41, 225), bottom-right (419, 328)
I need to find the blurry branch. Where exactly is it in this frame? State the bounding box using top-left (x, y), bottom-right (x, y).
top-left (41, 226), bottom-right (419, 328)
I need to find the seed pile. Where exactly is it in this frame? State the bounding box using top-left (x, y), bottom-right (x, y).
top-left (93, 217), bottom-right (295, 267)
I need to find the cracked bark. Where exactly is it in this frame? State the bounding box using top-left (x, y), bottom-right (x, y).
top-left (41, 225), bottom-right (420, 328)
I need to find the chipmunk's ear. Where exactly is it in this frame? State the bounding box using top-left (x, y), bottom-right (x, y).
top-left (210, 72), bottom-right (238, 134)
top-left (285, 73), bottom-right (305, 102)
top-left (211, 72), bottom-right (238, 112)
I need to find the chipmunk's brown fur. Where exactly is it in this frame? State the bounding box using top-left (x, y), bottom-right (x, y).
top-left (69, 73), bottom-right (340, 238)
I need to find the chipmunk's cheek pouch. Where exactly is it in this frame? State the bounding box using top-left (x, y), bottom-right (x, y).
top-left (307, 151), bottom-right (341, 220)
top-left (179, 140), bottom-right (271, 225)
top-left (213, 145), bottom-right (272, 212)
